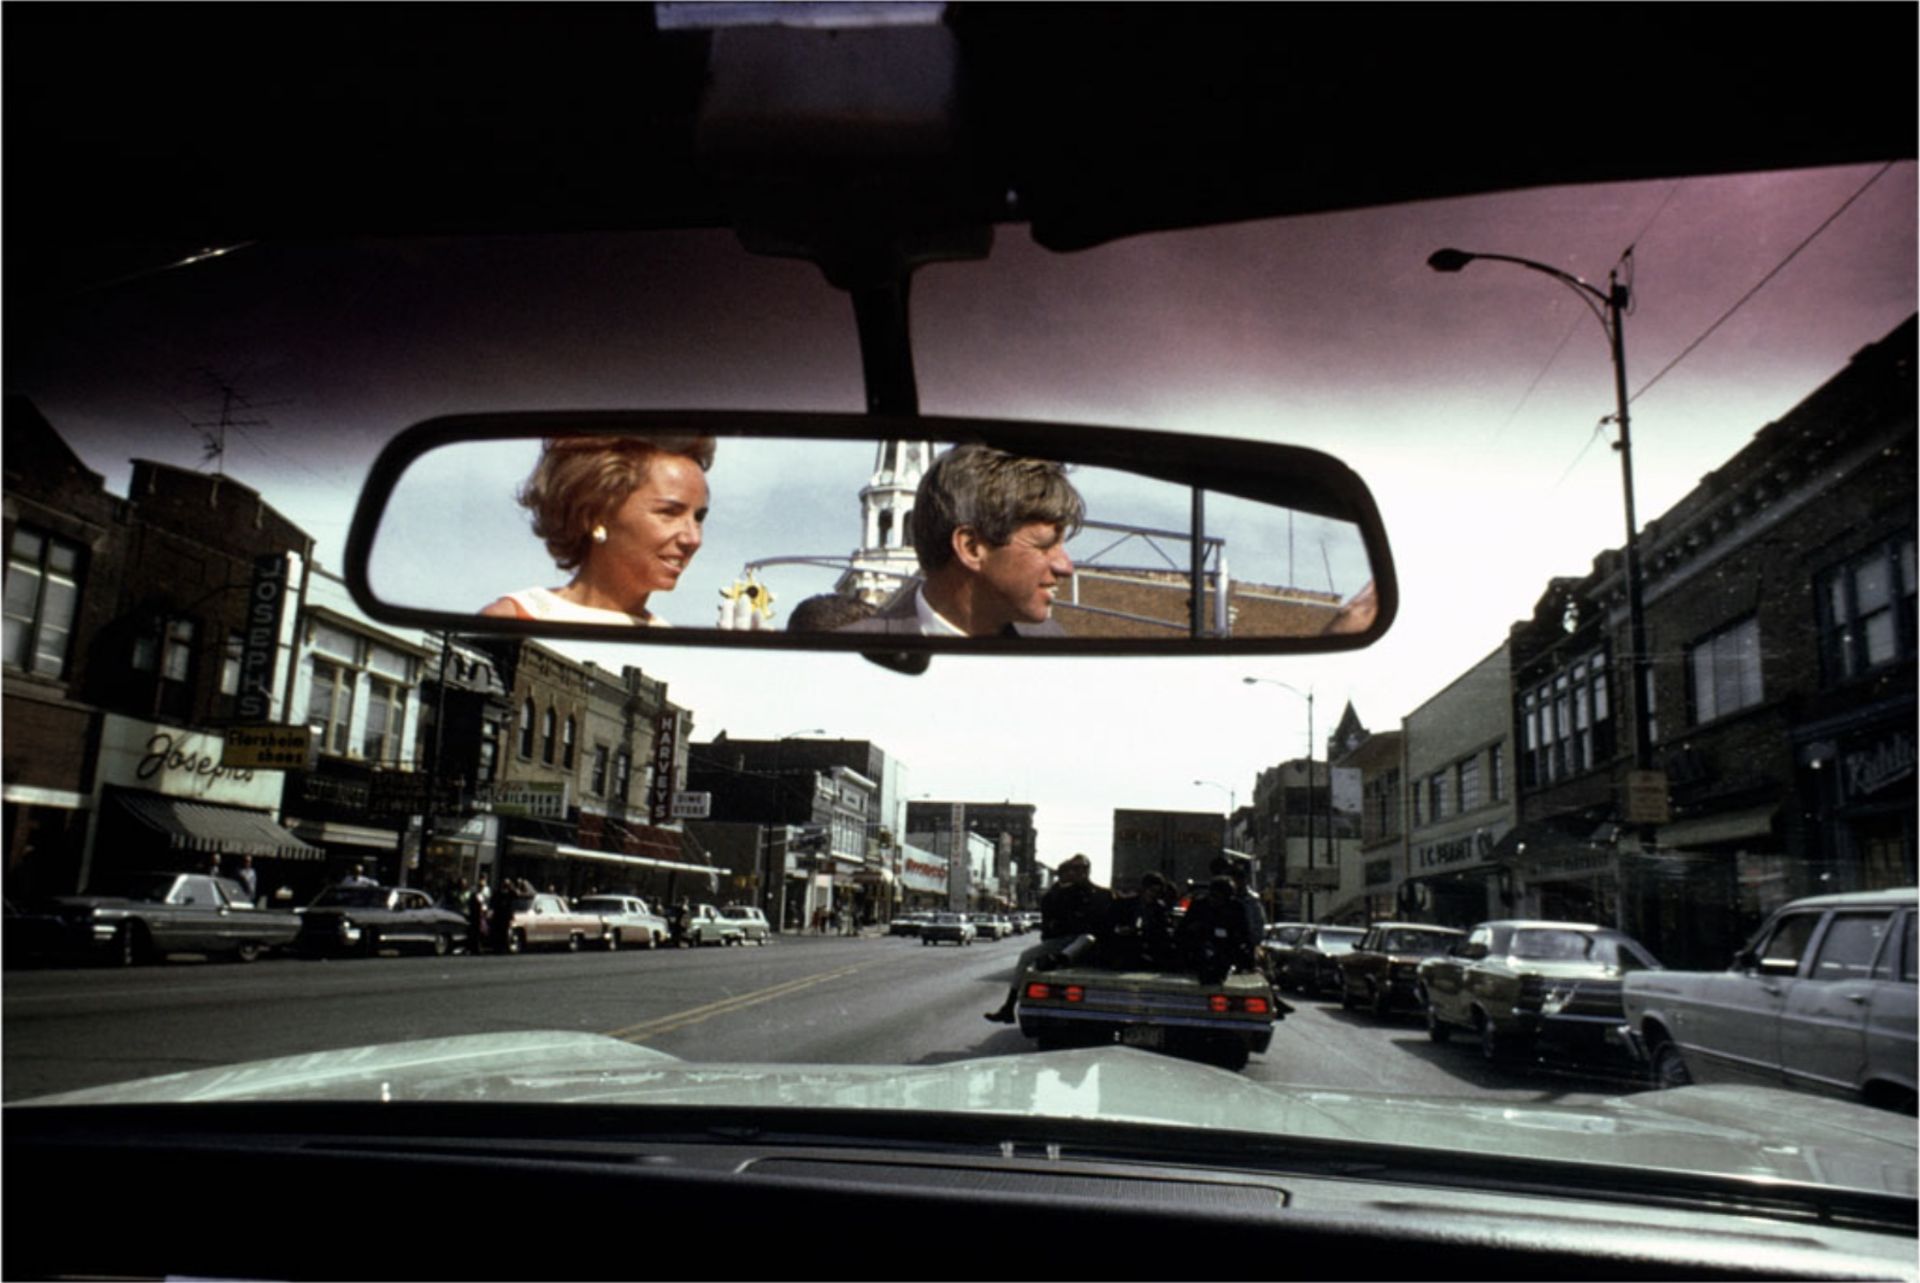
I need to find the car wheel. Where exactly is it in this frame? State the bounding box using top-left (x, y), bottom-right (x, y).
top-left (605, 930), bottom-right (621, 952)
top-left (1371, 981), bottom-right (1393, 1019)
top-left (110, 923), bottom-right (141, 967)
top-left (431, 931), bottom-right (450, 958)
top-left (233, 939), bottom-right (263, 964)
top-left (1651, 1039), bottom-right (1692, 1089)
top-left (507, 928), bottom-right (526, 955)
top-left (1425, 999), bottom-right (1451, 1043)
top-left (648, 931), bottom-right (661, 949)
top-left (1338, 979), bottom-right (1355, 1010)
top-left (1477, 1013), bottom-right (1515, 1063)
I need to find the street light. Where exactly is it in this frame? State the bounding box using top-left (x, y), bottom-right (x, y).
top-left (1426, 248), bottom-right (1653, 787)
top-left (1191, 778), bottom-right (1236, 815)
top-left (1242, 677), bottom-right (1320, 921)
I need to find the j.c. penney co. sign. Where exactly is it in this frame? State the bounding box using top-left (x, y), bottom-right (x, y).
top-left (97, 714), bottom-right (282, 809)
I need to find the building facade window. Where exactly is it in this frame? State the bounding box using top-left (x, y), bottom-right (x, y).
top-left (362, 680), bottom-right (407, 762)
top-left (3, 528), bottom-right (82, 678)
top-left (591, 745), bottom-right (609, 796)
top-left (613, 750), bottom-right (631, 804)
top-left (1520, 647), bottom-right (1614, 789)
top-left (308, 659), bottom-right (356, 755)
top-left (1688, 617), bottom-right (1764, 725)
top-left (541, 707), bottom-right (557, 764)
top-left (1427, 772), bottom-right (1447, 824)
top-left (563, 716), bottom-right (577, 769)
top-left (1819, 534), bottom-right (1917, 684)
top-left (1489, 743), bottom-right (1505, 802)
top-left (519, 699), bottom-right (535, 758)
top-left (220, 632), bottom-right (244, 697)
top-left (1456, 755), bottom-right (1481, 813)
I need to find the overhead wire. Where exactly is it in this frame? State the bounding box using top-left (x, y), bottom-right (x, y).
top-left (1628, 162), bottom-right (1894, 405)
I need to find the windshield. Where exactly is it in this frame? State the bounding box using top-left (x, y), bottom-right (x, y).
top-left (309, 886), bottom-right (389, 909)
top-left (3, 31), bottom-right (1915, 1241)
top-left (1382, 930), bottom-right (1456, 955)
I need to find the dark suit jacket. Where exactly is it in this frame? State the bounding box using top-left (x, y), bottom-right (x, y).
top-left (836, 584), bottom-right (1067, 638)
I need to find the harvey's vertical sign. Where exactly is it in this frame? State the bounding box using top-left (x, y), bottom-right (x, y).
top-left (237, 553), bottom-right (291, 722)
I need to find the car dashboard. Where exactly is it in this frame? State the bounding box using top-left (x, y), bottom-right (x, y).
top-left (6, 1102), bottom-right (1913, 1281)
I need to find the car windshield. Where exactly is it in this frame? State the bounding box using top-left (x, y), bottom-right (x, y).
top-left (309, 886), bottom-right (390, 910)
top-left (4, 13), bottom-right (1915, 1261)
top-left (1382, 930), bottom-right (1456, 954)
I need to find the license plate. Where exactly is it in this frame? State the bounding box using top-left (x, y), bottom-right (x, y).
top-left (1120, 1025), bottom-right (1165, 1049)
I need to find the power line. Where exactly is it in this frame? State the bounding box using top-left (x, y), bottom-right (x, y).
top-left (1630, 163), bottom-right (1895, 404)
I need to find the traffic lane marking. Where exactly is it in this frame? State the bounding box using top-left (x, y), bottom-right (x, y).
top-left (605, 962), bottom-right (873, 1042)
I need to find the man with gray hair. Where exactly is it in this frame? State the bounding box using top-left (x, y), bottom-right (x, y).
top-left (841, 444), bottom-right (1084, 638)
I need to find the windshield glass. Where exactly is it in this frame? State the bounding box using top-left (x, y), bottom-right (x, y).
top-left (3, 62), bottom-right (1914, 1230)
top-left (309, 886), bottom-right (389, 909)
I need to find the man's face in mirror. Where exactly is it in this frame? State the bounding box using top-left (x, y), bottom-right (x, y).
top-left (965, 520), bottom-right (1073, 629)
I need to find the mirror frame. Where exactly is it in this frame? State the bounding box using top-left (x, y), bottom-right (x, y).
top-left (343, 410), bottom-right (1398, 656)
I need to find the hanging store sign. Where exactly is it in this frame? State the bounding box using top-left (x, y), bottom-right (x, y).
top-left (221, 725), bottom-right (315, 771)
top-left (1841, 729), bottom-right (1914, 803)
top-left (670, 791), bottom-right (712, 819)
top-left (649, 710), bottom-right (679, 826)
top-left (237, 553), bottom-right (290, 722)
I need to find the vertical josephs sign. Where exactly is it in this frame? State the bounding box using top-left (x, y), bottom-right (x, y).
top-left (237, 553), bottom-right (290, 722)
top-left (649, 709), bottom-right (679, 826)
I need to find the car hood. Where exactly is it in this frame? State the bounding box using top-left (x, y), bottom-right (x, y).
top-left (12, 1032), bottom-right (1913, 1198)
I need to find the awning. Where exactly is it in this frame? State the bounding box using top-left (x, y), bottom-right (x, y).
top-left (115, 793), bottom-right (324, 861)
top-left (1657, 806), bottom-right (1778, 850)
top-left (289, 820), bottom-right (401, 851)
top-left (508, 838), bottom-right (718, 879)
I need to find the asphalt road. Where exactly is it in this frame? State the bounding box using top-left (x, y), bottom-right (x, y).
top-left (2, 933), bottom-right (1649, 1105)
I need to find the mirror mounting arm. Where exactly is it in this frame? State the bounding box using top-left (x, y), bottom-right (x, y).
top-left (851, 279), bottom-right (919, 417)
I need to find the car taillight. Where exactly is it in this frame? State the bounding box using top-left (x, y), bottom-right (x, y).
top-left (1063, 986), bottom-right (1084, 1003)
top-left (1241, 996), bottom-right (1271, 1016)
top-left (1025, 981), bottom-right (1052, 1001)
top-left (1209, 994), bottom-right (1230, 1013)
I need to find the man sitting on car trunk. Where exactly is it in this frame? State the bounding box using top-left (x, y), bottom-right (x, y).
top-left (984, 853), bottom-right (1112, 1023)
top-left (840, 444), bottom-right (1084, 638)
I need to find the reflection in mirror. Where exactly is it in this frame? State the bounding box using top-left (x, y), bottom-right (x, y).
top-left (365, 433), bottom-right (1378, 641)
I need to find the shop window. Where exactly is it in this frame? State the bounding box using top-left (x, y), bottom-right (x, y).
top-left (5, 528), bottom-right (82, 678)
top-left (541, 707), bottom-right (557, 764)
top-left (362, 680), bottom-right (407, 762)
top-left (307, 658), bottom-right (356, 755)
top-left (1688, 617), bottom-right (1764, 725)
top-left (563, 716), bottom-right (577, 769)
top-left (519, 699), bottom-right (535, 758)
top-left (1819, 534), bottom-right (1917, 684)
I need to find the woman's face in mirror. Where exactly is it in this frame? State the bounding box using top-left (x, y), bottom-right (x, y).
top-left (592, 452), bottom-right (710, 599)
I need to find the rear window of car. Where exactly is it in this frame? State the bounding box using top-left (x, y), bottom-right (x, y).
top-left (1509, 929), bottom-right (1600, 961)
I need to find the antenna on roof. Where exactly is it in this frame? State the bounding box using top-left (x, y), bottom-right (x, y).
top-left (188, 365), bottom-right (290, 474)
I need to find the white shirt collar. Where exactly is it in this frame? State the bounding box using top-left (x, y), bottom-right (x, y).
top-left (913, 584), bottom-right (968, 636)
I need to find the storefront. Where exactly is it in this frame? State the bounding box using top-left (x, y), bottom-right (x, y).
top-left (1795, 700), bottom-right (1916, 899)
top-left (86, 714), bottom-right (322, 899)
top-left (1400, 822), bottom-right (1509, 930)
top-left (899, 845), bottom-right (948, 913)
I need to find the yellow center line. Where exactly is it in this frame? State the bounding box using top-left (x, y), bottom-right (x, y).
top-left (605, 961), bottom-right (873, 1043)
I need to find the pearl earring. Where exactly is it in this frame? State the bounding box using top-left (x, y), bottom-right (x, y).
top-left (592, 525), bottom-right (608, 544)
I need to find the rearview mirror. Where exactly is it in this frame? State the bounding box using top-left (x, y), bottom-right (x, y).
top-left (344, 411), bottom-right (1396, 655)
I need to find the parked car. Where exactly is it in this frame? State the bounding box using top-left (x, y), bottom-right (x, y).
top-left (575, 895), bottom-right (670, 951)
top-left (1257, 922), bottom-right (1314, 989)
top-left (1419, 921), bottom-right (1661, 1064)
top-left (888, 912), bottom-right (933, 938)
top-left (921, 913), bottom-right (976, 947)
top-left (499, 893), bottom-right (608, 953)
top-left (719, 905), bottom-right (771, 944)
top-left (44, 872), bottom-right (301, 965)
top-left (1620, 887), bottom-right (1917, 1113)
top-left (676, 903), bottom-right (744, 948)
top-left (1279, 926), bottom-right (1368, 997)
top-left (296, 884), bottom-right (469, 957)
top-left (1337, 924), bottom-right (1466, 1016)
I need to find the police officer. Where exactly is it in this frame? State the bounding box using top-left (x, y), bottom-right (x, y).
top-left (983, 854), bottom-right (1112, 1023)
top-left (1178, 875), bottom-right (1259, 985)
top-left (1098, 871), bottom-right (1176, 970)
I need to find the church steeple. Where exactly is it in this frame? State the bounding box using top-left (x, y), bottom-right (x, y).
top-left (837, 439), bottom-right (935, 603)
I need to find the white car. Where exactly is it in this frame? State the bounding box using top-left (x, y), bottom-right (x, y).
top-left (574, 895), bottom-right (670, 951)
top-left (1621, 888), bottom-right (1917, 1112)
top-left (719, 905), bottom-right (771, 944)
